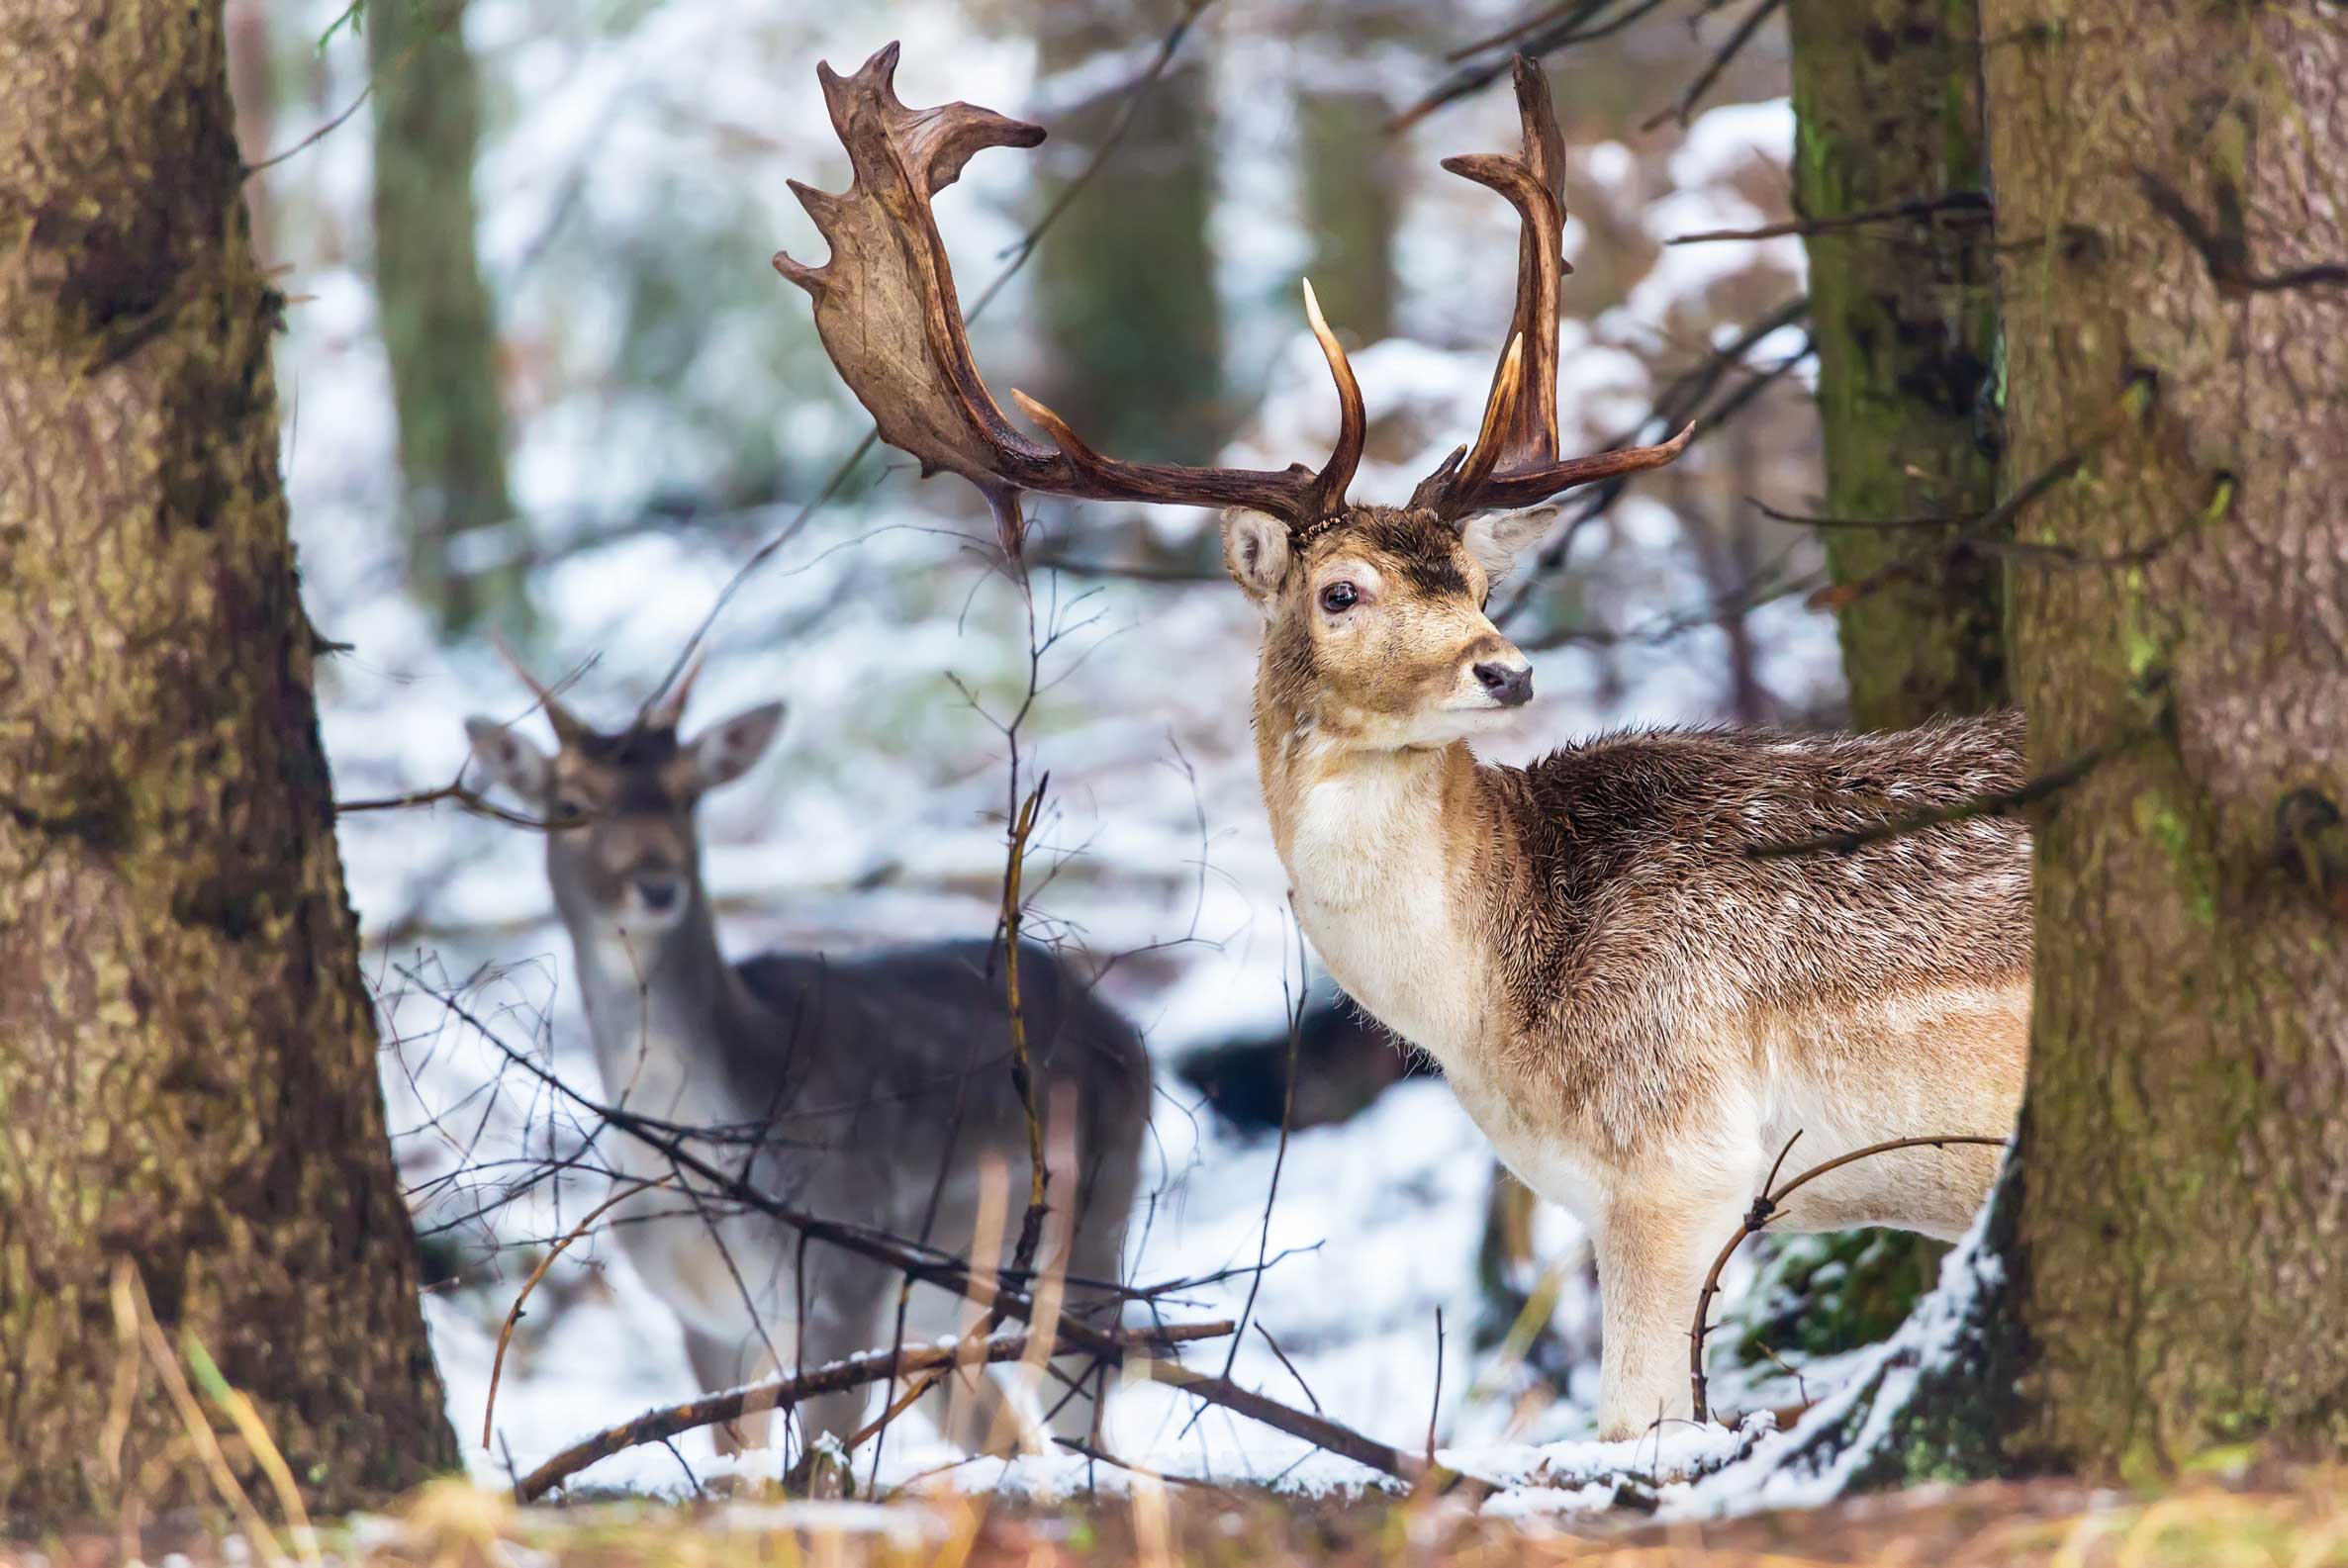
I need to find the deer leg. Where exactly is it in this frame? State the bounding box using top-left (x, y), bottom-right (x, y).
top-left (1591, 1175), bottom-right (1756, 1443)
top-left (784, 1257), bottom-right (891, 1469)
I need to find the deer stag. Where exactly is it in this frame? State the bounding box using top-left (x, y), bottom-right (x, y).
top-left (777, 46), bottom-right (2028, 1441)
top-left (465, 652), bottom-right (1151, 1458)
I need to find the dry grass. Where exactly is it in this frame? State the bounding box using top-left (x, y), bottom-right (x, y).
top-left (11, 1458), bottom-right (2348, 1567)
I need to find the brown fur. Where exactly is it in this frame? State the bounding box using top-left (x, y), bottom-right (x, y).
top-left (1226, 503), bottom-right (2031, 1437)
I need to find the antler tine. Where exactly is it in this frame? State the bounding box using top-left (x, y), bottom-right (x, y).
top-left (1415, 54), bottom-right (1691, 520)
top-left (1299, 278), bottom-right (1365, 522)
top-left (493, 633), bottom-right (591, 745)
top-left (637, 646), bottom-right (704, 734)
top-left (779, 44), bottom-right (1355, 551)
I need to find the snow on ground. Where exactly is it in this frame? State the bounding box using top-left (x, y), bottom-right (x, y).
top-left (258, 0), bottom-right (1847, 1512)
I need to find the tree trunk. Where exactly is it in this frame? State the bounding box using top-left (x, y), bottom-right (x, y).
top-left (0, 0), bottom-right (459, 1524)
top-left (369, 0), bottom-right (517, 632)
top-left (1035, 0), bottom-right (1224, 465)
top-left (1791, 0), bottom-right (2004, 727)
top-left (1298, 89), bottom-right (1398, 345)
top-left (1775, 0), bottom-right (2005, 1362)
top-left (1980, 0), bottom-right (2348, 1468)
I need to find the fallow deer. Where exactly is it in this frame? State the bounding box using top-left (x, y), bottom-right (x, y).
top-left (465, 653), bottom-right (1152, 1458)
top-left (775, 46), bottom-right (2029, 1441)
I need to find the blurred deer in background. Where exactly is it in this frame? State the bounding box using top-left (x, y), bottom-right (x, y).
top-left (465, 652), bottom-right (1152, 1459)
top-left (778, 45), bottom-right (2027, 1441)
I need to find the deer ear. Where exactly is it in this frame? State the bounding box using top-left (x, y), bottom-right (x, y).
top-left (465, 717), bottom-right (553, 801)
top-left (689, 701), bottom-right (786, 792)
top-left (1458, 507), bottom-right (1558, 584)
top-left (1221, 509), bottom-right (1292, 604)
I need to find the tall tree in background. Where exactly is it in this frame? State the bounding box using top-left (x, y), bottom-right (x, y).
top-left (1978, 0), bottom-right (2348, 1468)
top-left (0, 0), bottom-right (458, 1522)
top-left (369, 0), bottom-right (518, 631)
top-left (1765, 0), bottom-right (2005, 1359)
top-left (1036, 0), bottom-right (1225, 464)
top-left (1792, 0), bottom-right (2003, 723)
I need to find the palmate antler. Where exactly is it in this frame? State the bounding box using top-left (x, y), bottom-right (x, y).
top-left (776, 46), bottom-right (1684, 550)
top-left (1410, 56), bottom-right (1691, 520)
top-left (774, 44), bottom-right (1362, 553)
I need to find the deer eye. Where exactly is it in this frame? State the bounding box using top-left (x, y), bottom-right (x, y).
top-left (552, 795), bottom-right (588, 822)
top-left (1318, 582), bottom-right (1358, 614)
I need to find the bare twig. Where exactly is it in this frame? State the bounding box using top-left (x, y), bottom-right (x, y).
top-left (2138, 170), bottom-right (2348, 296)
top-left (517, 1322), bottom-right (1232, 1500)
top-left (641, 0), bottom-right (1223, 712)
top-left (335, 780), bottom-right (575, 831)
top-left (410, 971), bottom-right (1415, 1481)
top-left (242, 83), bottom-right (373, 178)
top-left (1688, 1134), bottom-right (2008, 1423)
top-left (998, 776), bottom-right (1053, 1276)
top-left (1667, 191), bottom-right (1989, 245)
top-left (1255, 1324), bottom-right (1323, 1415)
top-left (483, 1177), bottom-right (669, 1447)
top-left (1639, 0), bottom-right (1786, 133)
top-left (1743, 730), bottom-right (2143, 861)
top-left (1804, 373), bottom-right (2157, 614)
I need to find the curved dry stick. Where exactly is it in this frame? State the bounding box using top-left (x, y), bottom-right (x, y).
top-left (1687, 1134), bottom-right (2009, 1425)
top-left (483, 1177), bottom-right (670, 1447)
top-left (517, 1321), bottom-right (1232, 1501)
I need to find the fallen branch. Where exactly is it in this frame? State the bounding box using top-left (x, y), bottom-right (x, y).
top-left (411, 975), bottom-right (1417, 1486)
top-left (1688, 1134), bottom-right (2008, 1424)
top-left (518, 1321), bottom-right (1232, 1500)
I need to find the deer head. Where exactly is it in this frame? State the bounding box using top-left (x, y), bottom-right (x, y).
top-left (776, 46), bottom-right (1686, 748)
top-left (464, 647), bottom-right (785, 936)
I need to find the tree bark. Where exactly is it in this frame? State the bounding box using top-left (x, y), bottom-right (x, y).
top-left (1777, 0), bottom-right (2005, 1361)
top-left (0, 0), bottom-right (460, 1524)
top-left (1982, 0), bottom-right (2348, 1468)
top-left (1790, 0), bottom-right (2004, 728)
top-left (369, 0), bottom-right (517, 632)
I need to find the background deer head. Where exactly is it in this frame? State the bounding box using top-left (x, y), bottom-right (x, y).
top-left (465, 649), bottom-right (785, 937)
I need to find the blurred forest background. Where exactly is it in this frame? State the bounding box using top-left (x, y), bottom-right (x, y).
top-left (11, 0), bottom-right (2342, 1526)
top-left (264, 0), bottom-right (1834, 1485)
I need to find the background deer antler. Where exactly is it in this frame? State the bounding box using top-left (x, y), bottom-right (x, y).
top-left (775, 44), bottom-right (1362, 553)
top-left (1411, 55), bottom-right (1691, 521)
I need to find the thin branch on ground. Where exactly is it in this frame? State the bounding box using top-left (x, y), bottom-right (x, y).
top-left (1688, 1134), bottom-right (2009, 1424)
top-left (517, 1322), bottom-right (1231, 1501)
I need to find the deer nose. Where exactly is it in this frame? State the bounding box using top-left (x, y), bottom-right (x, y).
top-left (635, 876), bottom-right (680, 913)
top-left (1473, 661), bottom-right (1534, 707)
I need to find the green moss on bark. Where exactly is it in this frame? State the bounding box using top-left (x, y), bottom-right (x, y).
top-left (0, 0), bottom-right (460, 1526)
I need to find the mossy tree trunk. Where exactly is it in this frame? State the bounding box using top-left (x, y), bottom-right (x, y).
top-left (1768, 0), bottom-right (2004, 1365)
top-left (1979, 0), bottom-right (2348, 1470)
top-left (0, 0), bottom-right (459, 1524)
top-left (1791, 0), bottom-right (2004, 724)
top-left (1035, 0), bottom-right (1223, 465)
top-left (369, 0), bottom-right (517, 632)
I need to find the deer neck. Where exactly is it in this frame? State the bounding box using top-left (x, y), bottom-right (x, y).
top-left (1253, 683), bottom-right (1497, 1073)
top-left (552, 874), bottom-right (756, 1122)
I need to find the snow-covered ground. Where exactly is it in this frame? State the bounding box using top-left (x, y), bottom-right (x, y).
top-left (257, 0), bottom-right (1853, 1511)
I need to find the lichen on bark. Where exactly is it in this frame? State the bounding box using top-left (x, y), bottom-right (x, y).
top-left (0, 0), bottom-right (459, 1526)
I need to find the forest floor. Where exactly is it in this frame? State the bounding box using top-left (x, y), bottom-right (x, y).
top-left (13, 1458), bottom-right (2347, 1568)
